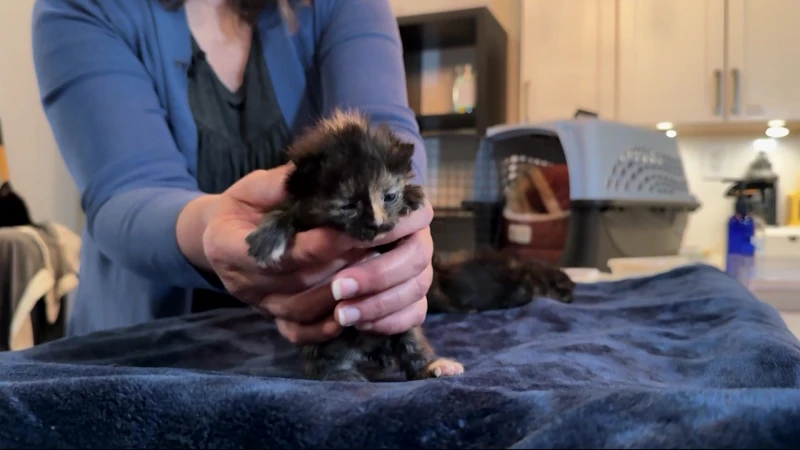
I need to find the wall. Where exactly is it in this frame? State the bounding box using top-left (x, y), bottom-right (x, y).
top-left (0, 0), bottom-right (83, 232)
top-left (677, 133), bottom-right (800, 255)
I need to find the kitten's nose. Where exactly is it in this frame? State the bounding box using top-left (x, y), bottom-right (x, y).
top-left (358, 227), bottom-right (378, 241)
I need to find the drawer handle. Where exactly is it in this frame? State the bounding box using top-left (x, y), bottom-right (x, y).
top-left (713, 69), bottom-right (722, 116)
top-left (730, 68), bottom-right (741, 116)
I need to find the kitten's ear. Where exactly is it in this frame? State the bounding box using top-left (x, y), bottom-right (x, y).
top-left (286, 126), bottom-right (329, 162)
top-left (373, 123), bottom-right (394, 141)
top-left (373, 122), bottom-right (414, 172)
top-left (395, 141), bottom-right (415, 160)
top-left (285, 152), bottom-right (324, 197)
top-left (0, 182), bottom-right (11, 196)
top-left (387, 141), bottom-right (415, 173)
top-left (374, 123), bottom-right (410, 152)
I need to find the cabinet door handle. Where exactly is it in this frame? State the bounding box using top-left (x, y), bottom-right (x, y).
top-left (730, 68), bottom-right (741, 116)
top-left (523, 80), bottom-right (530, 123)
top-left (713, 69), bottom-right (722, 116)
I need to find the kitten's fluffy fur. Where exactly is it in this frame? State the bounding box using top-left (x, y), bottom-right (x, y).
top-left (427, 249), bottom-right (575, 314)
top-left (246, 109), bottom-right (425, 265)
top-left (246, 109), bottom-right (576, 382)
top-left (246, 109), bottom-right (461, 381)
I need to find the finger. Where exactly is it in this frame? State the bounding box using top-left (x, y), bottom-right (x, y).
top-left (205, 218), bottom-right (269, 272)
top-left (360, 199), bottom-right (434, 248)
top-left (275, 316), bottom-right (343, 345)
top-left (334, 263), bottom-right (433, 327)
top-left (220, 222), bottom-right (366, 288)
top-left (355, 296), bottom-right (428, 335)
top-left (227, 164), bottom-right (294, 209)
top-left (210, 233), bottom-right (351, 298)
top-left (251, 253), bottom-right (360, 296)
top-left (260, 276), bottom-right (341, 324)
top-left (330, 228), bottom-right (433, 302)
top-left (281, 229), bottom-right (364, 271)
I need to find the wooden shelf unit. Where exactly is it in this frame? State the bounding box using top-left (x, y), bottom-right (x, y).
top-left (398, 7), bottom-right (508, 136)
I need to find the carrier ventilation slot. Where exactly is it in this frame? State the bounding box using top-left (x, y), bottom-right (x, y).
top-left (606, 146), bottom-right (689, 196)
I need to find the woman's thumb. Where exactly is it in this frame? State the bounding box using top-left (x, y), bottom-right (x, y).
top-left (227, 163), bottom-right (295, 209)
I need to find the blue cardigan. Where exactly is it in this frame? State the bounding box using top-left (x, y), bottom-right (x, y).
top-left (31, 0), bottom-right (427, 336)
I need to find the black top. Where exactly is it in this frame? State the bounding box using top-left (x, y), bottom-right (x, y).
top-left (188, 29), bottom-right (292, 195)
top-left (187, 29), bottom-right (294, 312)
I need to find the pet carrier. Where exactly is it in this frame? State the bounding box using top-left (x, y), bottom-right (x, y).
top-left (465, 118), bottom-right (701, 271)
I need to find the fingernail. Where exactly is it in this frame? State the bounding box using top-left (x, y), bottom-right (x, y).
top-left (337, 307), bottom-right (360, 327)
top-left (332, 278), bottom-right (359, 301)
top-left (356, 322), bottom-right (373, 331)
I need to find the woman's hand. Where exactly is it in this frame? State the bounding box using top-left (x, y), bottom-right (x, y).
top-left (268, 198), bottom-right (435, 344)
top-left (325, 200), bottom-right (435, 336)
top-left (190, 165), bottom-right (365, 343)
top-left (179, 163), bottom-right (435, 345)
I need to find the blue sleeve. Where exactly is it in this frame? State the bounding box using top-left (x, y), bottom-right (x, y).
top-left (316, 0), bottom-right (428, 185)
top-left (31, 0), bottom-right (218, 290)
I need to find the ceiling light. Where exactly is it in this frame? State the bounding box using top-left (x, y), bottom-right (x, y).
top-left (656, 122), bottom-right (673, 130)
top-left (768, 119), bottom-right (786, 128)
top-left (753, 138), bottom-right (777, 152)
top-left (665, 130), bottom-right (677, 138)
top-left (766, 126), bottom-right (789, 138)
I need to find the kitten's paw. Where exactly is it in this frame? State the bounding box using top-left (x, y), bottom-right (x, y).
top-left (245, 213), bottom-right (290, 267)
top-left (417, 358), bottom-right (464, 379)
top-left (321, 370), bottom-right (369, 382)
top-left (544, 268), bottom-right (576, 303)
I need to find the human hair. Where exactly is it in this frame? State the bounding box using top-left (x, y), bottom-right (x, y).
top-left (158, 0), bottom-right (306, 29)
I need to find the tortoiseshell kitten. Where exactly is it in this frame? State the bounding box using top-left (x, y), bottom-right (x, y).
top-left (427, 249), bottom-right (576, 314)
top-left (246, 109), bottom-right (464, 382)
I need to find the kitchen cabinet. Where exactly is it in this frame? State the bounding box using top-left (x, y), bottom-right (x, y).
top-left (616, 0), bottom-right (726, 126)
top-left (726, 0), bottom-right (800, 122)
top-left (617, 0), bottom-right (800, 127)
top-left (519, 0), bottom-right (617, 123)
top-left (519, 0), bottom-right (800, 128)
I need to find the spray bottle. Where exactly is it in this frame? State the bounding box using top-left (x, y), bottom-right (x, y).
top-left (725, 193), bottom-right (755, 286)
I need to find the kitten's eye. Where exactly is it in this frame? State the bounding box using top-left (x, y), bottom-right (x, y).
top-left (383, 192), bottom-right (399, 203)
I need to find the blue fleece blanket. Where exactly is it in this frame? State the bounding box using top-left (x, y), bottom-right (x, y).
top-left (1, 264), bottom-right (799, 449)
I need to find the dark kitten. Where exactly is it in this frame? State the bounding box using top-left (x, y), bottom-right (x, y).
top-left (427, 249), bottom-right (575, 314)
top-left (246, 109), bottom-right (463, 382)
top-left (246, 109), bottom-right (426, 265)
top-left (0, 181), bottom-right (33, 228)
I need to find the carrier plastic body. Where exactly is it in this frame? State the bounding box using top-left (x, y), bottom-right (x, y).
top-left (466, 119), bottom-right (701, 271)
